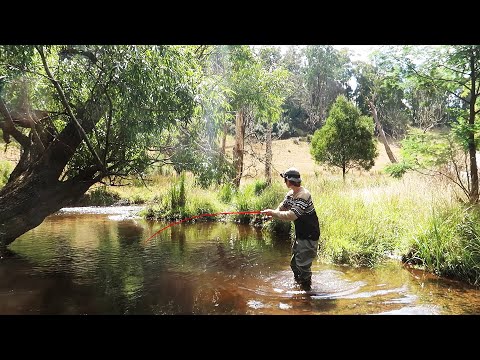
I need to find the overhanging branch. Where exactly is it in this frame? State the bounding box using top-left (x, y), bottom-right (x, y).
top-left (36, 45), bottom-right (106, 173)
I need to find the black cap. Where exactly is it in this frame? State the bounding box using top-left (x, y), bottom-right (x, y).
top-left (280, 167), bottom-right (302, 182)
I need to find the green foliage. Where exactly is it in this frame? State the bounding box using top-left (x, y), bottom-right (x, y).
top-left (84, 187), bottom-right (121, 206)
top-left (184, 192), bottom-right (221, 219)
top-left (172, 145), bottom-right (235, 188)
top-left (0, 45), bottom-right (200, 184)
top-left (310, 95), bottom-right (378, 177)
top-left (222, 45), bottom-right (292, 123)
top-left (278, 46), bottom-right (310, 136)
top-left (304, 45), bottom-right (352, 93)
top-left (320, 193), bottom-right (398, 267)
top-left (232, 181), bottom-right (285, 224)
top-left (404, 205), bottom-right (480, 286)
top-left (233, 182), bottom-right (259, 223)
top-left (168, 70), bottom-right (235, 188)
top-left (170, 172), bottom-right (186, 211)
top-left (0, 160), bottom-right (13, 187)
top-left (302, 45), bottom-right (353, 130)
top-left (253, 179), bottom-right (268, 196)
top-left (145, 178), bottom-right (223, 221)
top-left (451, 117), bottom-right (480, 150)
top-left (399, 128), bottom-right (451, 168)
top-left (314, 174), bottom-right (434, 268)
top-left (256, 182), bottom-right (292, 235)
top-left (352, 55), bottom-right (411, 137)
top-left (384, 162), bottom-right (412, 179)
top-left (385, 127), bottom-right (474, 201)
top-left (217, 182), bottom-right (235, 203)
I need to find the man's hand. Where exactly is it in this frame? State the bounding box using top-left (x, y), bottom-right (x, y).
top-left (261, 209), bottom-right (274, 217)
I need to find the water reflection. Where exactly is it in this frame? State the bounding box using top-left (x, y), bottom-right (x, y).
top-left (0, 206), bottom-right (479, 314)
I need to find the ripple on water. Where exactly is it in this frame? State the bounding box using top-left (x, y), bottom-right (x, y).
top-left (247, 300), bottom-right (268, 309)
top-left (376, 305), bottom-right (439, 315)
top-left (57, 206), bottom-right (144, 216)
top-left (240, 269), bottom-right (365, 300)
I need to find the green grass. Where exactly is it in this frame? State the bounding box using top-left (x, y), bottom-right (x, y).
top-left (405, 203), bottom-right (480, 286)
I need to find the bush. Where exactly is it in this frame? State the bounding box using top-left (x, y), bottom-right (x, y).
top-left (218, 182), bottom-right (235, 203)
top-left (79, 187), bottom-right (121, 206)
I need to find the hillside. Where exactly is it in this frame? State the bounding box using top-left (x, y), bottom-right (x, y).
top-left (225, 136), bottom-right (401, 180)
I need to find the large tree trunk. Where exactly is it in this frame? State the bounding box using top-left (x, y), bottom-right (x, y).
top-left (368, 100), bottom-right (397, 164)
top-left (0, 168), bottom-right (97, 249)
top-left (265, 123), bottom-right (272, 185)
top-left (0, 97), bottom-right (105, 248)
top-left (233, 110), bottom-right (245, 188)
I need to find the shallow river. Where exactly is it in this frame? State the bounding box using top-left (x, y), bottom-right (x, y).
top-left (1, 206), bottom-right (479, 315)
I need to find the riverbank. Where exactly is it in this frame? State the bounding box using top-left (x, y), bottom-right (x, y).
top-left (3, 135), bottom-right (480, 287)
top-left (89, 162), bottom-right (480, 287)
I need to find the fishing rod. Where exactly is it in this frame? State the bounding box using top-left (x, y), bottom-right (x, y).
top-left (143, 210), bottom-right (263, 244)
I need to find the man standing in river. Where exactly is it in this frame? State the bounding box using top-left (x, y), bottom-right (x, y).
top-left (261, 167), bottom-right (320, 291)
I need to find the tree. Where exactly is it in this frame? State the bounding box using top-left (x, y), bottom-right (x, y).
top-left (303, 46), bottom-right (352, 131)
top-left (353, 52), bottom-right (411, 139)
top-left (385, 128), bottom-right (474, 202)
top-left (310, 95), bottom-right (378, 180)
top-left (0, 45), bottom-right (198, 248)
top-left (279, 46), bottom-right (309, 137)
top-left (353, 60), bottom-right (398, 163)
top-left (168, 64), bottom-right (236, 188)
top-left (225, 46), bottom-right (290, 188)
top-left (255, 46), bottom-right (292, 185)
top-left (397, 45), bottom-right (480, 204)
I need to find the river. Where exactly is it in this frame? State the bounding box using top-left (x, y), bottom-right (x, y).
top-left (1, 206), bottom-right (479, 314)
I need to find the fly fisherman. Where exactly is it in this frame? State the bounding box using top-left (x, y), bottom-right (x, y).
top-left (261, 167), bottom-right (320, 291)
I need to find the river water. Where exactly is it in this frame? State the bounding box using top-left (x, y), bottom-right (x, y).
top-left (1, 206), bottom-right (479, 315)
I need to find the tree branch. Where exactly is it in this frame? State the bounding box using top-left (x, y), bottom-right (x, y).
top-left (437, 63), bottom-right (469, 77)
top-left (0, 98), bottom-right (30, 147)
top-left (36, 45), bottom-right (105, 173)
top-left (407, 64), bottom-right (471, 103)
top-left (59, 47), bottom-right (97, 63)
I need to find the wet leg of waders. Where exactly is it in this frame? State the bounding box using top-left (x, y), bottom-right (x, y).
top-left (290, 240), bottom-right (301, 281)
top-left (293, 239), bottom-right (318, 290)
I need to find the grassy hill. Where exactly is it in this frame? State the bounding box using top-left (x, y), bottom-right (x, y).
top-left (225, 136), bottom-right (401, 181)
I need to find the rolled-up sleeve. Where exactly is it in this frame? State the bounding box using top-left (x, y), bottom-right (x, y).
top-left (270, 209), bottom-right (298, 221)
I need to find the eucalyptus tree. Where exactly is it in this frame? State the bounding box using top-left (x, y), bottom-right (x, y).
top-left (310, 95), bottom-right (378, 180)
top-left (280, 46), bottom-right (309, 137)
top-left (388, 45), bottom-right (480, 204)
top-left (225, 45), bottom-right (290, 187)
top-left (255, 46), bottom-right (292, 184)
top-left (352, 59), bottom-right (402, 163)
top-left (0, 45), bottom-right (199, 248)
top-left (302, 45), bottom-right (352, 131)
top-left (163, 45), bottom-right (238, 187)
top-left (353, 48), bottom-right (411, 139)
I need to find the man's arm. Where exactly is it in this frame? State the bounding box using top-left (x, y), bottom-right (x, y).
top-left (261, 208), bottom-right (297, 221)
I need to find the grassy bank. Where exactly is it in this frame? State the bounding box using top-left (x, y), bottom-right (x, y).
top-left (3, 133), bottom-right (479, 286)
top-left (103, 169), bottom-right (480, 287)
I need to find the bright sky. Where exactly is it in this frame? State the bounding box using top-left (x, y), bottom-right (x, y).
top-left (275, 45), bottom-right (379, 62)
top-left (332, 45), bottom-right (379, 62)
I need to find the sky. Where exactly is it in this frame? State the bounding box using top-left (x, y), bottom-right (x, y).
top-left (332, 45), bottom-right (379, 62)
top-left (276, 45), bottom-right (379, 62)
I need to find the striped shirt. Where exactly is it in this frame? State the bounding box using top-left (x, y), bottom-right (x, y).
top-left (273, 187), bottom-right (320, 241)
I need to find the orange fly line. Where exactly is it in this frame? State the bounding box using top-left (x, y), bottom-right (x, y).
top-left (143, 211), bottom-right (262, 244)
